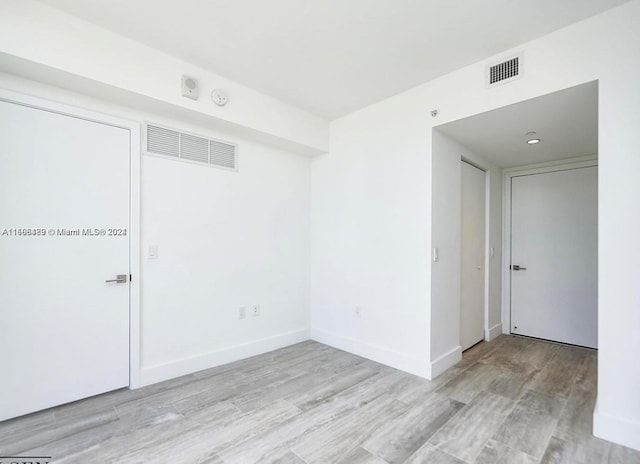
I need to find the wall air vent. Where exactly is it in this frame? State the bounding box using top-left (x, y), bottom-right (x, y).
top-left (145, 123), bottom-right (238, 171)
top-left (147, 125), bottom-right (179, 157)
top-left (487, 54), bottom-right (522, 86)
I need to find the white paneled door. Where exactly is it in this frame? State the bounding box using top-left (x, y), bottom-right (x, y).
top-left (460, 161), bottom-right (486, 351)
top-left (0, 99), bottom-right (130, 421)
top-left (510, 166), bottom-right (598, 348)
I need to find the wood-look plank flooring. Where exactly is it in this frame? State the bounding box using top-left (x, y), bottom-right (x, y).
top-left (1, 335), bottom-right (639, 463)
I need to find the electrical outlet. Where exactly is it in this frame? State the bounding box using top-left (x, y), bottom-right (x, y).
top-left (239, 306), bottom-right (246, 320)
top-left (252, 305), bottom-right (260, 317)
top-left (355, 306), bottom-right (362, 317)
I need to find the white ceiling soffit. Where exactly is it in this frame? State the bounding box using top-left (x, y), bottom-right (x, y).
top-left (436, 81), bottom-right (598, 168)
top-left (36, 0), bottom-right (629, 119)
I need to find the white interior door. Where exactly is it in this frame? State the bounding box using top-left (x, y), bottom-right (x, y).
top-left (460, 161), bottom-right (486, 351)
top-left (0, 99), bottom-right (131, 421)
top-left (510, 166), bottom-right (597, 348)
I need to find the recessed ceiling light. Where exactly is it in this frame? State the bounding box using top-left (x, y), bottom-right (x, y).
top-left (525, 131), bottom-right (541, 145)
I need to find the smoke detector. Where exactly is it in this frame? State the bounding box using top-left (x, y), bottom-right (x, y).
top-left (211, 89), bottom-right (229, 106)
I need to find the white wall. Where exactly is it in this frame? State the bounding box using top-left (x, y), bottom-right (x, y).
top-left (310, 98), bottom-right (433, 377)
top-left (310, 0), bottom-right (640, 450)
top-left (430, 131), bottom-right (462, 373)
top-left (0, 0), bottom-right (329, 155)
top-left (0, 72), bottom-right (312, 387)
top-left (141, 138), bottom-right (311, 384)
top-left (430, 131), bottom-right (502, 377)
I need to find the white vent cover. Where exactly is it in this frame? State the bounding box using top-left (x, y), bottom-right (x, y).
top-left (145, 123), bottom-right (238, 171)
top-left (487, 54), bottom-right (522, 86)
top-left (147, 125), bottom-right (179, 157)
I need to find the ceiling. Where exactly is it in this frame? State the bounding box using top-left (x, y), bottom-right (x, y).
top-left (436, 81), bottom-right (598, 168)
top-left (37, 0), bottom-right (626, 119)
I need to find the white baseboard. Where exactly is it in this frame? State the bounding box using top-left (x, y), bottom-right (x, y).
top-left (430, 346), bottom-right (462, 379)
top-left (486, 323), bottom-right (503, 341)
top-left (310, 328), bottom-right (431, 379)
top-left (138, 328), bottom-right (310, 387)
top-left (594, 403), bottom-right (640, 452)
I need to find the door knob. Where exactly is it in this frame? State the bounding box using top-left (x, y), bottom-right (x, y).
top-left (511, 265), bottom-right (527, 271)
top-left (105, 274), bottom-right (128, 283)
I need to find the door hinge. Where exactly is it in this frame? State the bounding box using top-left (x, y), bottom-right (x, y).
top-left (129, 274), bottom-right (132, 282)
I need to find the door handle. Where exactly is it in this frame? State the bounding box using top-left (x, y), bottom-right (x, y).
top-left (105, 274), bottom-right (128, 283)
top-left (511, 265), bottom-right (527, 271)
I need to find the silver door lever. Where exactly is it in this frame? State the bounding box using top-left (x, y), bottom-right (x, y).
top-left (511, 265), bottom-right (527, 271)
top-left (106, 274), bottom-right (128, 283)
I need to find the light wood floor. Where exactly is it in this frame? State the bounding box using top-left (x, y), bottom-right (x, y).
top-left (1, 335), bottom-right (639, 463)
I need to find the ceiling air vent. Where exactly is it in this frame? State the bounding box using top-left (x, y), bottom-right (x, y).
top-left (145, 123), bottom-right (238, 171)
top-left (487, 54), bottom-right (522, 86)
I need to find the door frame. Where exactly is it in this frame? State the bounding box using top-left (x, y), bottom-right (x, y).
top-left (501, 155), bottom-right (598, 336)
top-left (0, 89), bottom-right (142, 388)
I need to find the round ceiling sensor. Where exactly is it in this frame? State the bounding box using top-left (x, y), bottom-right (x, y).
top-left (211, 89), bottom-right (228, 106)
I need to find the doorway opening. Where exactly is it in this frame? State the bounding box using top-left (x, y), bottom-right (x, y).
top-left (431, 80), bottom-right (599, 368)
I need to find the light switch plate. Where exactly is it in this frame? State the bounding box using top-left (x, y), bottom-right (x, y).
top-left (148, 245), bottom-right (158, 259)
